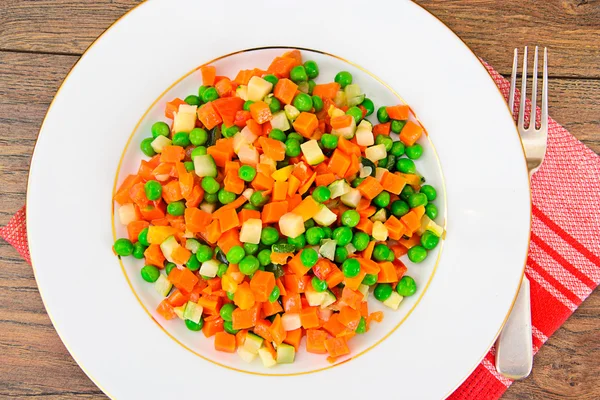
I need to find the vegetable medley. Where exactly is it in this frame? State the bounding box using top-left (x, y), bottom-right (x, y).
top-left (113, 50), bottom-right (444, 366)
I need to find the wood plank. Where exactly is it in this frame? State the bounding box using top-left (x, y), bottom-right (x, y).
top-left (0, 1), bottom-right (598, 78)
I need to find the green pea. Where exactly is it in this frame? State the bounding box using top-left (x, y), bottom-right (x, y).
top-left (406, 143), bottom-right (423, 160)
top-left (293, 93), bottom-right (313, 112)
top-left (151, 121), bottom-right (170, 138)
top-left (287, 132), bottom-right (304, 142)
top-left (223, 320), bottom-right (239, 335)
top-left (218, 188), bottom-right (236, 205)
top-left (395, 276), bottom-right (416, 297)
top-left (373, 244), bottom-right (391, 262)
top-left (391, 200), bottom-right (410, 217)
top-left (421, 231), bottom-right (440, 250)
top-left (138, 228), bottom-right (150, 246)
top-left (261, 227), bottom-right (279, 245)
top-left (220, 303), bottom-right (236, 322)
top-left (268, 286), bottom-right (280, 302)
top-left (396, 158), bottom-right (416, 174)
top-left (250, 191), bottom-right (269, 207)
top-left (243, 100), bottom-right (254, 111)
top-left (320, 133), bottom-right (338, 150)
top-left (198, 85), bottom-right (208, 98)
top-left (186, 253), bottom-right (200, 271)
top-left (243, 203), bottom-right (259, 211)
top-left (307, 80), bottom-right (316, 95)
top-left (165, 262), bottom-right (176, 276)
top-left (223, 125), bottom-right (240, 138)
top-left (258, 249), bottom-right (272, 266)
top-left (304, 60), bottom-right (319, 79)
top-left (351, 177), bottom-right (365, 188)
top-left (201, 87), bottom-right (219, 103)
top-left (243, 242), bottom-right (259, 255)
top-left (216, 263), bottom-right (228, 278)
top-left (144, 180), bottom-right (162, 201)
top-left (269, 128), bottom-right (286, 142)
top-left (375, 135), bottom-right (393, 152)
top-left (263, 74), bottom-right (279, 86)
top-left (362, 273), bottom-right (378, 286)
top-left (377, 107), bottom-right (390, 123)
top-left (141, 265), bottom-right (160, 283)
top-left (167, 201), bottom-right (185, 216)
top-left (201, 176), bottom-right (220, 194)
top-left (355, 317), bottom-right (367, 334)
top-left (140, 138), bottom-right (156, 157)
top-left (185, 318), bottom-right (204, 331)
top-left (191, 147), bottom-right (207, 159)
top-left (407, 245), bottom-right (427, 263)
top-left (196, 245), bottom-right (213, 262)
top-left (312, 186), bottom-right (331, 203)
top-left (187, 128), bottom-right (207, 146)
top-left (311, 276), bottom-right (328, 292)
top-left (335, 246), bottom-right (348, 264)
top-left (266, 96), bottom-right (281, 113)
top-left (373, 191), bottom-right (391, 208)
top-left (227, 246), bottom-right (245, 264)
top-left (391, 120), bottom-right (406, 134)
top-left (226, 291), bottom-right (235, 301)
top-left (334, 71), bottom-right (353, 88)
top-left (420, 185), bottom-right (437, 201)
top-left (312, 95), bottom-right (324, 112)
top-left (341, 210), bottom-right (360, 228)
top-left (184, 161), bottom-right (194, 172)
top-left (374, 283), bottom-right (393, 301)
top-left (408, 193), bottom-right (428, 208)
top-left (400, 185), bottom-right (415, 202)
top-left (185, 95), bottom-right (201, 106)
top-left (290, 65), bottom-right (308, 83)
top-left (287, 234), bottom-right (307, 251)
top-left (342, 258), bottom-right (360, 278)
top-left (238, 165), bottom-right (256, 182)
top-left (361, 98), bottom-right (375, 116)
top-left (132, 242), bottom-right (146, 259)
top-left (333, 226), bottom-right (353, 246)
top-left (346, 106), bottom-right (363, 124)
top-left (300, 248), bottom-right (318, 267)
top-left (390, 141), bottom-right (406, 157)
top-left (352, 232), bottom-right (370, 251)
top-left (239, 255), bottom-right (260, 275)
top-left (387, 250), bottom-right (396, 262)
top-left (204, 193), bottom-right (218, 204)
top-left (425, 203), bottom-right (438, 220)
top-left (285, 138), bottom-right (301, 157)
top-left (306, 227), bottom-right (324, 246)
top-left (321, 226), bottom-right (332, 239)
top-left (303, 218), bottom-right (314, 230)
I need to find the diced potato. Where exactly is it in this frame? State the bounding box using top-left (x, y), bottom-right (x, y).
top-left (375, 168), bottom-right (387, 182)
top-left (340, 188), bottom-right (361, 208)
top-left (240, 218), bottom-right (262, 244)
top-left (372, 221), bottom-right (389, 241)
top-left (199, 259), bottom-right (219, 278)
top-left (355, 120), bottom-right (374, 146)
top-left (172, 104), bottom-right (197, 133)
top-left (334, 90), bottom-right (347, 107)
top-left (328, 105), bottom-right (345, 118)
top-left (281, 313), bottom-right (301, 331)
top-left (242, 188), bottom-right (254, 200)
top-left (279, 212), bottom-right (305, 238)
top-left (118, 203), bottom-right (138, 226)
top-left (199, 202), bottom-right (216, 214)
top-left (236, 85), bottom-right (248, 101)
top-left (300, 139), bottom-right (325, 166)
top-left (237, 347), bottom-right (257, 363)
top-left (383, 291), bottom-right (404, 310)
top-left (233, 126), bottom-right (258, 152)
top-left (258, 348), bottom-right (277, 368)
top-left (313, 205), bottom-right (337, 226)
top-left (270, 110), bottom-right (291, 131)
top-left (358, 284), bottom-right (370, 298)
top-left (365, 144), bottom-right (387, 162)
top-left (150, 135), bottom-right (172, 153)
top-left (247, 76), bottom-right (273, 102)
top-left (237, 144), bottom-right (259, 165)
top-left (259, 154), bottom-right (276, 172)
top-left (417, 215), bottom-right (444, 237)
top-left (284, 105), bottom-right (300, 122)
top-left (331, 117), bottom-right (356, 139)
top-left (318, 239), bottom-right (337, 261)
top-left (305, 288), bottom-right (327, 306)
top-left (160, 236), bottom-right (180, 263)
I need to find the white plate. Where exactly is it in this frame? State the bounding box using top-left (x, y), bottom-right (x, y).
top-left (26, 0), bottom-right (530, 398)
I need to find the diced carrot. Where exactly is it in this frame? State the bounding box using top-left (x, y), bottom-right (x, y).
top-left (197, 102), bottom-right (222, 130)
top-left (398, 234), bottom-right (421, 249)
top-left (269, 314), bottom-right (287, 345)
top-left (327, 149), bottom-right (351, 177)
top-left (167, 288), bottom-right (190, 307)
top-left (198, 295), bottom-right (221, 315)
top-left (282, 49), bottom-right (303, 63)
top-left (322, 314), bottom-right (347, 337)
top-left (214, 207), bottom-right (239, 234)
top-left (214, 331), bottom-right (236, 353)
top-left (234, 110), bottom-right (252, 127)
top-left (345, 155), bottom-right (360, 179)
top-left (360, 258), bottom-right (381, 275)
top-left (236, 329), bottom-right (248, 348)
top-left (394, 259), bottom-right (408, 281)
top-left (325, 265), bottom-right (345, 288)
top-left (213, 96), bottom-right (244, 127)
top-left (391, 244), bottom-right (408, 258)
top-left (171, 246), bottom-right (192, 265)
top-left (287, 174), bottom-right (301, 197)
top-left (234, 282), bottom-right (256, 310)
top-left (264, 340), bottom-right (277, 360)
top-left (282, 293), bottom-right (302, 313)
top-left (272, 181), bottom-right (288, 202)
top-left (267, 57), bottom-right (299, 79)
top-left (214, 77), bottom-right (234, 98)
top-left (338, 306), bottom-right (362, 331)
top-left (238, 208), bottom-right (261, 224)
top-left (300, 306), bottom-right (320, 329)
top-left (401, 210), bottom-right (421, 234)
top-left (233, 69), bottom-right (253, 86)
top-left (384, 215), bottom-right (406, 240)
top-left (325, 337), bottom-right (350, 358)
top-left (251, 172), bottom-right (275, 191)
top-left (293, 112), bottom-right (319, 138)
top-left (381, 171), bottom-right (407, 195)
top-left (232, 304), bottom-right (261, 330)
top-left (261, 201), bottom-right (288, 224)
top-left (203, 219), bottom-right (221, 244)
top-left (273, 78), bottom-right (298, 105)
top-left (223, 172), bottom-right (245, 195)
top-left (355, 217), bottom-right (373, 236)
top-left (312, 82), bottom-right (340, 99)
top-left (341, 286), bottom-right (364, 310)
top-left (202, 317), bottom-right (224, 338)
top-left (292, 196), bottom-right (321, 222)
top-left (143, 244), bottom-right (165, 268)
top-left (298, 172), bottom-right (317, 196)
top-left (386, 105), bottom-right (410, 120)
top-left (284, 328), bottom-right (303, 351)
top-left (377, 262), bottom-right (398, 283)
top-left (160, 146), bottom-right (185, 164)
top-left (306, 329), bottom-right (328, 354)
top-left (114, 174), bottom-right (142, 205)
top-left (330, 115), bottom-right (353, 130)
top-left (128, 182), bottom-right (149, 207)
top-left (315, 173), bottom-right (336, 187)
top-left (372, 122), bottom-right (391, 136)
top-left (207, 146), bottom-right (231, 168)
top-left (258, 136), bottom-right (286, 161)
top-left (362, 240), bottom-right (376, 260)
top-left (200, 65), bottom-right (216, 86)
top-left (249, 101), bottom-right (272, 124)
top-left (156, 299), bottom-right (177, 320)
top-left (313, 259), bottom-right (333, 280)
top-left (286, 194), bottom-right (302, 212)
top-left (179, 171), bottom-right (194, 199)
top-left (185, 185), bottom-right (204, 208)
top-left (413, 205), bottom-right (426, 219)
top-left (165, 98), bottom-right (186, 119)
top-left (160, 180), bottom-right (182, 204)
top-left (217, 228), bottom-right (241, 254)
top-left (287, 252), bottom-right (311, 277)
top-left (357, 176), bottom-right (384, 200)
top-left (344, 269), bottom-right (366, 291)
top-left (253, 319), bottom-right (273, 341)
top-left (399, 120), bottom-right (424, 146)
top-left (127, 220), bottom-right (149, 243)
top-left (250, 270), bottom-right (276, 302)
top-left (184, 208), bottom-right (212, 233)
top-left (262, 300), bottom-right (283, 317)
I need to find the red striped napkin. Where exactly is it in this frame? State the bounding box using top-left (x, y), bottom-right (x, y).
top-left (2, 62), bottom-right (599, 399)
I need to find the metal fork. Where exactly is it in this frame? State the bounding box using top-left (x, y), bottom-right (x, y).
top-left (495, 46), bottom-right (548, 380)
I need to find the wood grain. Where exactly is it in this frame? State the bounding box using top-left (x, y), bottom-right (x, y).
top-left (0, 1), bottom-right (599, 399)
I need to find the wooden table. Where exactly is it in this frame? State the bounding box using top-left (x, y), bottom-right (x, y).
top-left (1, 1), bottom-right (598, 398)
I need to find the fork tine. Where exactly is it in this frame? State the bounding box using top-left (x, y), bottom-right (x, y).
top-left (541, 47), bottom-right (549, 130)
top-left (530, 47), bottom-right (539, 129)
top-left (509, 48), bottom-right (518, 116)
top-left (518, 46), bottom-right (528, 129)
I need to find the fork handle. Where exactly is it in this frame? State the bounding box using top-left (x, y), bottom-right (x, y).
top-left (495, 276), bottom-right (533, 379)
